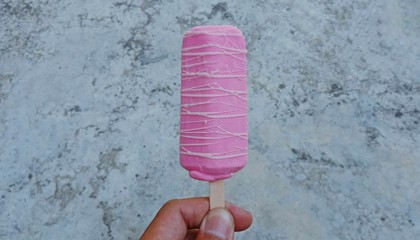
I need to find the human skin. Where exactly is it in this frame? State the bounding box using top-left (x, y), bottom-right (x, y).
top-left (139, 197), bottom-right (253, 240)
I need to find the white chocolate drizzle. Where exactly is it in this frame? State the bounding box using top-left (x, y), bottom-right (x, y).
top-left (180, 29), bottom-right (247, 163)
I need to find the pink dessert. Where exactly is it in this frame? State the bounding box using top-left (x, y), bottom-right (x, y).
top-left (180, 25), bottom-right (248, 181)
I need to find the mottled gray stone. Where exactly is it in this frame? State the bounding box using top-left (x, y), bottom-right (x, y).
top-left (0, 0), bottom-right (419, 239)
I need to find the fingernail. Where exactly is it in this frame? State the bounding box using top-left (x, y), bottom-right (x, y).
top-left (201, 208), bottom-right (234, 240)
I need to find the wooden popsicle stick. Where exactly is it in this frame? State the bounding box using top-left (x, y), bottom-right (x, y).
top-left (209, 180), bottom-right (225, 209)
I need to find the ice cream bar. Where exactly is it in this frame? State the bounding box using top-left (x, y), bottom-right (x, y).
top-left (180, 25), bottom-right (248, 182)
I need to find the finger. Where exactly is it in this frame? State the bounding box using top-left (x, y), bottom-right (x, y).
top-left (139, 197), bottom-right (252, 240)
top-left (225, 202), bottom-right (253, 231)
top-left (140, 198), bottom-right (207, 240)
top-left (196, 208), bottom-right (234, 240)
top-left (196, 233), bottom-right (227, 240)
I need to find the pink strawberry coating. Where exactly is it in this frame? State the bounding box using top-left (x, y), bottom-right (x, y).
top-left (180, 25), bottom-right (247, 181)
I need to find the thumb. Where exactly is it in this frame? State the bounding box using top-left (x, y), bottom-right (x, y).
top-left (196, 208), bottom-right (235, 240)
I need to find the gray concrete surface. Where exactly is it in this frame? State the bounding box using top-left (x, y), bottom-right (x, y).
top-left (1, 0), bottom-right (419, 239)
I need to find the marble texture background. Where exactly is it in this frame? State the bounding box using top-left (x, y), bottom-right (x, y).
top-left (1, 0), bottom-right (419, 239)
